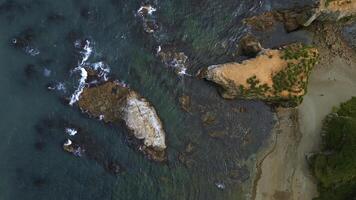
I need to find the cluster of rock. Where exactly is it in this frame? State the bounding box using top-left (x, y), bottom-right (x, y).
top-left (77, 81), bottom-right (167, 162)
top-left (244, 0), bottom-right (356, 33)
top-left (201, 44), bottom-right (319, 106)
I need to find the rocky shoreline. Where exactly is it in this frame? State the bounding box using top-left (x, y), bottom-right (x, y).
top-left (245, 1), bottom-right (356, 199)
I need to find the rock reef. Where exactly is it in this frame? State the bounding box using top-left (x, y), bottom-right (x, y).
top-left (78, 81), bottom-right (167, 162)
top-left (202, 44), bottom-right (319, 107)
top-left (244, 0), bottom-right (356, 32)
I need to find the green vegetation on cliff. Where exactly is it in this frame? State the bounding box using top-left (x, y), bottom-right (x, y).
top-left (311, 97), bottom-right (356, 200)
top-left (238, 44), bottom-right (318, 107)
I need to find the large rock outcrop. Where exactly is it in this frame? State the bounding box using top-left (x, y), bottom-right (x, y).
top-left (244, 0), bottom-right (356, 32)
top-left (78, 81), bottom-right (167, 162)
top-left (202, 44), bottom-right (319, 107)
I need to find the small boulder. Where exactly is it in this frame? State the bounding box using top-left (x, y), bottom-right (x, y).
top-left (239, 34), bottom-right (262, 57)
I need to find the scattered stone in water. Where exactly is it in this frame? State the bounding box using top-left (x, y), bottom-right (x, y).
top-left (184, 142), bottom-right (194, 154)
top-left (178, 153), bottom-right (195, 168)
top-left (63, 139), bottom-right (85, 157)
top-left (105, 161), bottom-right (122, 175)
top-left (158, 48), bottom-right (189, 76)
top-left (179, 95), bottom-right (191, 112)
top-left (10, 28), bottom-right (40, 56)
top-left (201, 112), bottom-right (216, 126)
top-left (208, 131), bottom-right (227, 139)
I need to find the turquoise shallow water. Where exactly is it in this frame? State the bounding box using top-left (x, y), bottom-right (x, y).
top-left (0, 0), bottom-right (315, 199)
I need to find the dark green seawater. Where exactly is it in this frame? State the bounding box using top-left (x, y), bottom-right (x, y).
top-left (0, 0), bottom-right (314, 199)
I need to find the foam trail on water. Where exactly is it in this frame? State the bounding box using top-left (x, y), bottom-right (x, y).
top-left (69, 67), bottom-right (88, 105)
top-left (69, 40), bottom-right (92, 106)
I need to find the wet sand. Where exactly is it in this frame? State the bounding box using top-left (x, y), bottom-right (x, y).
top-left (251, 23), bottom-right (356, 200)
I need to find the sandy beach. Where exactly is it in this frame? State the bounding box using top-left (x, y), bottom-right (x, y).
top-left (251, 22), bottom-right (356, 200)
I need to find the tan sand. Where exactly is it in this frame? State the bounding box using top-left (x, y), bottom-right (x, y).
top-left (251, 23), bottom-right (356, 200)
top-left (211, 50), bottom-right (285, 89)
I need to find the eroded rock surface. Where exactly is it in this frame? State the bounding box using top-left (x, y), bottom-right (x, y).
top-left (78, 81), bottom-right (167, 162)
top-left (202, 44), bottom-right (319, 107)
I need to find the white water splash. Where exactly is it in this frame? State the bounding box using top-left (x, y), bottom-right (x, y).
top-left (91, 61), bottom-right (110, 81)
top-left (156, 45), bottom-right (161, 54)
top-left (69, 67), bottom-right (88, 105)
top-left (65, 128), bottom-right (78, 136)
top-left (99, 115), bottom-right (105, 120)
top-left (215, 182), bottom-right (226, 190)
top-left (64, 139), bottom-right (72, 146)
top-left (69, 40), bottom-right (92, 106)
top-left (137, 5), bottom-right (157, 16)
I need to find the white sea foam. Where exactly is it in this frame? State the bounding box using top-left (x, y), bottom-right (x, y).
top-left (64, 139), bottom-right (72, 146)
top-left (137, 5), bottom-right (157, 16)
top-left (91, 61), bottom-right (110, 81)
top-left (99, 115), bottom-right (105, 120)
top-left (80, 40), bottom-right (93, 65)
top-left (69, 40), bottom-right (92, 106)
top-left (55, 82), bottom-right (66, 92)
top-left (65, 128), bottom-right (78, 136)
top-left (156, 45), bottom-right (161, 54)
top-left (69, 67), bottom-right (88, 105)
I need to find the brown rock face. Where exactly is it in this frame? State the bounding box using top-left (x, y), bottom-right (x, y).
top-left (78, 81), bottom-right (167, 162)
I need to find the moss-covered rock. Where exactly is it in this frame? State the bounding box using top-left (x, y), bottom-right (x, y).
top-left (202, 43), bottom-right (319, 107)
top-left (310, 97), bottom-right (356, 200)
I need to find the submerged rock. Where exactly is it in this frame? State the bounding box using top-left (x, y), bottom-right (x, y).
top-left (63, 139), bottom-right (85, 157)
top-left (239, 34), bottom-right (262, 57)
top-left (202, 43), bottom-right (319, 107)
top-left (78, 81), bottom-right (167, 162)
top-left (179, 95), bottom-right (191, 112)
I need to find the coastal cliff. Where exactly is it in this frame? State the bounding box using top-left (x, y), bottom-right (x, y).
top-left (202, 44), bottom-right (319, 107)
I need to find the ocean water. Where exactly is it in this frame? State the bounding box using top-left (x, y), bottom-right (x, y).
top-left (0, 0), bottom-right (310, 199)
